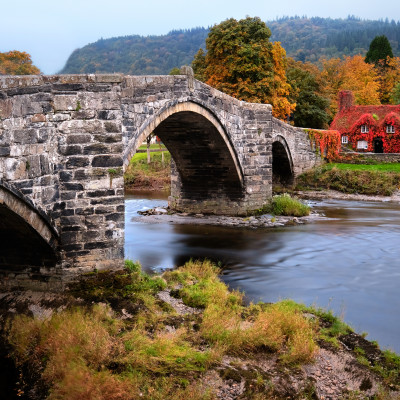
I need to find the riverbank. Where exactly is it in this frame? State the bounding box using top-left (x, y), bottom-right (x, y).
top-left (1, 261), bottom-right (399, 400)
top-left (296, 163), bottom-right (400, 196)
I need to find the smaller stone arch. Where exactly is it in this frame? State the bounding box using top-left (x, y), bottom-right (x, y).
top-left (272, 135), bottom-right (294, 185)
top-left (0, 183), bottom-right (59, 271)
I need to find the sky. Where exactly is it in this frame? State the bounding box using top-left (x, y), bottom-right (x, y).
top-left (1, 0), bottom-right (400, 74)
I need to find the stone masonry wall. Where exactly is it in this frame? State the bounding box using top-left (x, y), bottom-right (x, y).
top-left (0, 73), bottom-right (320, 290)
top-left (272, 118), bottom-right (324, 177)
top-left (0, 75), bottom-right (125, 290)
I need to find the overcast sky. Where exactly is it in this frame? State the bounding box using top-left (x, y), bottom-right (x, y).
top-left (1, 0), bottom-right (399, 74)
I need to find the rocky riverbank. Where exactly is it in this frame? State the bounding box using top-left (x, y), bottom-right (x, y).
top-left (134, 206), bottom-right (327, 228)
top-left (1, 261), bottom-right (399, 400)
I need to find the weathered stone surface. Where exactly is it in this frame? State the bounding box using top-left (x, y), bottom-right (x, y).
top-left (0, 72), bottom-right (320, 290)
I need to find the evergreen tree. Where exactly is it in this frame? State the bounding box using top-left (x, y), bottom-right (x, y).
top-left (365, 35), bottom-right (394, 65)
top-left (391, 82), bottom-right (400, 104)
top-left (287, 59), bottom-right (330, 128)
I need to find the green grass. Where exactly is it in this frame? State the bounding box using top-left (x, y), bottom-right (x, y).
top-left (327, 163), bottom-right (400, 173)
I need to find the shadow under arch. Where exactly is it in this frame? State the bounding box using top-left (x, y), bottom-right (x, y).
top-left (124, 101), bottom-right (244, 201)
top-left (0, 183), bottom-right (59, 272)
top-left (272, 135), bottom-right (294, 185)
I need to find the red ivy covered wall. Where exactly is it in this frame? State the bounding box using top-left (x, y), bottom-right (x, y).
top-left (344, 113), bottom-right (400, 153)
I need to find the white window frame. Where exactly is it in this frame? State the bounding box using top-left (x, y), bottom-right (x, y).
top-left (357, 140), bottom-right (368, 150)
top-left (386, 125), bottom-right (395, 134)
top-left (341, 135), bottom-right (349, 144)
top-left (361, 125), bottom-right (369, 133)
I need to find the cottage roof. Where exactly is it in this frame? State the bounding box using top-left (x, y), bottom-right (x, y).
top-left (330, 91), bottom-right (400, 133)
top-left (330, 104), bottom-right (400, 133)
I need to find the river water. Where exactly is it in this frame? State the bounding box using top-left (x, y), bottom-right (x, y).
top-left (125, 191), bottom-right (400, 353)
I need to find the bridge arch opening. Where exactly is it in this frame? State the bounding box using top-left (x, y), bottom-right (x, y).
top-left (0, 186), bottom-right (58, 275)
top-left (272, 136), bottom-right (294, 185)
top-left (124, 102), bottom-right (244, 207)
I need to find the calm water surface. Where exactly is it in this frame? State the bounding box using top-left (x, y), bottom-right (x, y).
top-left (125, 191), bottom-right (400, 352)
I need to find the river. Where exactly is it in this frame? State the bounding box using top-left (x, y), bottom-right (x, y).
top-left (125, 191), bottom-right (400, 353)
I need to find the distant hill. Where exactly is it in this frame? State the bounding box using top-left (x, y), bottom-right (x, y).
top-left (60, 28), bottom-right (209, 75)
top-left (269, 16), bottom-right (400, 63)
top-left (60, 17), bottom-right (400, 75)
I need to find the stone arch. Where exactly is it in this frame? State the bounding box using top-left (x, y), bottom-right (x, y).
top-left (272, 135), bottom-right (294, 184)
top-left (124, 101), bottom-right (244, 200)
top-left (0, 183), bottom-right (59, 271)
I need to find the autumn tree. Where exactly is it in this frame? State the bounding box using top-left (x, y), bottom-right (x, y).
top-left (192, 17), bottom-right (295, 120)
top-left (0, 51), bottom-right (40, 75)
top-left (320, 57), bottom-right (346, 119)
top-left (341, 55), bottom-right (381, 105)
top-left (287, 59), bottom-right (329, 128)
top-left (365, 35), bottom-right (393, 66)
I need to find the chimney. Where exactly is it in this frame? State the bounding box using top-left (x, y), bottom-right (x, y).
top-left (338, 90), bottom-right (354, 112)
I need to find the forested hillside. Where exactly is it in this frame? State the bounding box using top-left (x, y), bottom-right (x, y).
top-left (60, 28), bottom-right (208, 75)
top-left (60, 17), bottom-right (400, 75)
top-left (269, 16), bottom-right (400, 62)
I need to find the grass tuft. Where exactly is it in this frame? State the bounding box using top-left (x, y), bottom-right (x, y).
top-left (253, 194), bottom-right (310, 217)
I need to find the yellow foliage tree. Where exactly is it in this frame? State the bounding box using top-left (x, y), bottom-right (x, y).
top-left (341, 55), bottom-right (380, 105)
top-left (0, 51), bottom-right (40, 75)
top-left (320, 57), bottom-right (346, 118)
top-left (270, 42), bottom-right (296, 120)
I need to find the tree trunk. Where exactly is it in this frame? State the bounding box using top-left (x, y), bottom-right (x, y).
top-left (147, 136), bottom-right (151, 164)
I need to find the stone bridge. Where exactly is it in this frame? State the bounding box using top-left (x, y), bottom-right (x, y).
top-left (0, 72), bottom-right (321, 290)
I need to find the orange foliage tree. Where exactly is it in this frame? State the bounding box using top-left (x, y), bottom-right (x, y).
top-left (320, 55), bottom-right (381, 118)
top-left (0, 51), bottom-right (40, 75)
top-left (341, 55), bottom-right (380, 105)
top-left (320, 57), bottom-right (346, 119)
top-left (192, 17), bottom-right (295, 120)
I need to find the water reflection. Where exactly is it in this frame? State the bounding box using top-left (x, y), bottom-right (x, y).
top-left (125, 193), bottom-right (400, 352)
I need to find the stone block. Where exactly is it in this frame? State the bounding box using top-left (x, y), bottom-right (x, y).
top-left (91, 155), bottom-right (123, 168)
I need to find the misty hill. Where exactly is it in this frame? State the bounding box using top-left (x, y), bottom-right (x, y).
top-left (60, 17), bottom-right (400, 75)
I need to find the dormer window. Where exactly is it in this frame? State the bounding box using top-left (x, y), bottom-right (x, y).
top-left (361, 125), bottom-right (369, 133)
top-left (387, 125), bottom-right (395, 133)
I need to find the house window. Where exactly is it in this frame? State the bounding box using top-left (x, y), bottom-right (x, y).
top-left (361, 125), bottom-right (369, 133)
top-left (387, 125), bottom-right (395, 133)
top-left (341, 135), bottom-right (349, 144)
top-left (357, 140), bottom-right (368, 150)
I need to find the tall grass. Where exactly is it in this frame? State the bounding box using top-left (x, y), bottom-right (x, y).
top-left (6, 260), bottom-right (321, 399)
